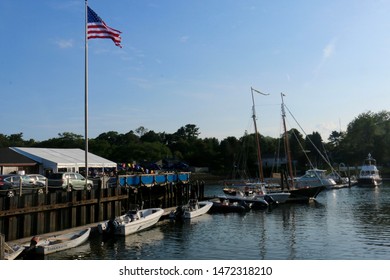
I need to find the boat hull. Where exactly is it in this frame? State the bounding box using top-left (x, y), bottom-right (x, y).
top-left (287, 186), bottom-right (326, 202)
top-left (36, 228), bottom-right (91, 255)
top-left (223, 184), bottom-right (289, 204)
top-left (357, 177), bottom-right (382, 187)
top-left (183, 201), bottom-right (213, 219)
top-left (98, 208), bottom-right (164, 236)
top-left (256, 192), bottom-right (290, 204)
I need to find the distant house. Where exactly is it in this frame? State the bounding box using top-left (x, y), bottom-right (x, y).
top-left (0, 147), bottom-right (116, 176)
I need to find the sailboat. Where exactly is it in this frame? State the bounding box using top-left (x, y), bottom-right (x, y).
top-left (279, 93), bottom-right (329, 202)
top-left (222, 88), bottom-right (290, 205)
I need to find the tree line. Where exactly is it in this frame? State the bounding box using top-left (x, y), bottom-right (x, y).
top-left (1, 110), bottom-right (390, 178)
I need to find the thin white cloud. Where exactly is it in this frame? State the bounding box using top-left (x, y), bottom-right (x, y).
top-left (127, 76), bottom-right (152, 89)
top-left (180, 36), bottom-right (189, 43)
top-left (313, 38), bottom-right (337, 77)
top-left (323, 40), bottom-right (336, 59)
top-left (55, 39), bottom-right (74, 49)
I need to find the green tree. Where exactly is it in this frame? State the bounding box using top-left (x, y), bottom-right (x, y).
top-left (305, 131), bottom-right (325, 168)
top-left (219, 136), bottom-right (241, 176)
top-left (36, 132), bottom-right (84, 148)
top-left (341, 111), bottom-right (390, 164)
top-left (140, 130), bottom-right (164, 143)
top-left (174, 124), bottom-right (200, 141)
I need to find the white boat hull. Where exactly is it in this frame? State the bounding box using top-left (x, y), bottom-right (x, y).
top-left (36, 227), bottom-right (91, 255)
top-left (98, 208), bottom-right (164, 236)
top-left (183, 201), bottom-right (213, 219)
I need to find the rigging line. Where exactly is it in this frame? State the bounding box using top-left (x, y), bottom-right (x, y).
top-left (321, 141), bottom-right (340, 176)
top-left (284, 104), bottom-right (335, 170)
top-left (290, 128), bottom-right (330, 183)
top-left (290, 127), bottom-right (315, 170)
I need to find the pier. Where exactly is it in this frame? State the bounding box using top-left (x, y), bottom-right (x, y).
top-left (0, 172), bottom-right (204, 243)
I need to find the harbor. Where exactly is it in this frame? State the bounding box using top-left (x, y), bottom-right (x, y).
top-left (2, 180), bottom-right (390, 260)
top-left (50, 182), bottom-right (390, 260)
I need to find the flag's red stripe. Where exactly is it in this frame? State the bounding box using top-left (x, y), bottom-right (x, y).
top-left (88, 35), bottom-right (121, 42)
top-left (88, 23), bottom-right (121, 34)
top-left (88, 29), bottom-right (121, 37)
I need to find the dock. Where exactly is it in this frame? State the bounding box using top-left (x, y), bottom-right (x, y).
top-left (0, 173), bottom-right (205, 243)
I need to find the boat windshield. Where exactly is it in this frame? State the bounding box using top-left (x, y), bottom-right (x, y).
top-left (302, 170), bottom-right (326, 179)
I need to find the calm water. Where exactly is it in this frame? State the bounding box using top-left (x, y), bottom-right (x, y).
top-left (46, 183), bottom-right (390, 260)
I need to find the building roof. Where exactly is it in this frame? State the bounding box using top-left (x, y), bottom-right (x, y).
top-left (10, 147), bottom-right (116, 168)
top-left (0, 147), bottom-right (37, 166)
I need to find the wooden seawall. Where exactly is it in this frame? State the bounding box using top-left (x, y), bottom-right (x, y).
top-left (0, 173), bottom-right (204, 242)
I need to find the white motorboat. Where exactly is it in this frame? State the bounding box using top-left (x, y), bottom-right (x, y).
top-left (295, 169), bottom-right (337, 189)
top-left (171, 199), bottom-right (213, 219)
top-left (98, 208), bottom-right (164, 236)
top-left (357, 154), bottom-right (382, 187)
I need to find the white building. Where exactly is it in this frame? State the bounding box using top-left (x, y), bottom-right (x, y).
top-left (10, 147), bottom-right (116, 175)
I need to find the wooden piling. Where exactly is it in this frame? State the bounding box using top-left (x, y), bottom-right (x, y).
top-left (0, 233), bottom-right (4, 260)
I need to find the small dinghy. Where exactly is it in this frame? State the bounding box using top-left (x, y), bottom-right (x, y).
top-left (35, 227), bottom-right (91, 255)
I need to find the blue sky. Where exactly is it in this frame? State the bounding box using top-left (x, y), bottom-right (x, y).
top-left (1, 0), bottom-right (390, 142)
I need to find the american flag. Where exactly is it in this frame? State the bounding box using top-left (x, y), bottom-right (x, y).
top-left (87, 6), bottom-right (122, 48)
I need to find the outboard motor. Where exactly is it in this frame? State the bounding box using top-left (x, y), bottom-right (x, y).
top-left (264, 195), bottom-right (276, 205)
top-left (239, 200), bottom-right (251, 211)
top-left (170, 206), bottom-right (184, 220)
top-left (103, 219), bottom-right (119, 237)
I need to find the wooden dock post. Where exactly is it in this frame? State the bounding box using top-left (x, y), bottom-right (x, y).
top-left (0, 233), bottom-right (4, 260)
top-left (148, 187), bottom-right (152, 208)
top-left (199, 181), bottom-right (204, 200)
top-left (166, 183), bottom-right (171, 207)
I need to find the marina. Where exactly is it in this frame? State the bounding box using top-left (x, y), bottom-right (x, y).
top-left (3, 181), bottom-right (390, 260)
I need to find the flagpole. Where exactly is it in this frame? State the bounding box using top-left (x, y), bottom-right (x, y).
top-left (84, 0), bottom-right (89, 184)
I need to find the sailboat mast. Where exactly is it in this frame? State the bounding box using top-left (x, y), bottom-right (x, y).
top-left (281, 93), bottom-right (294, 188)
top-left (251, 87), bottom-right (267, 182)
